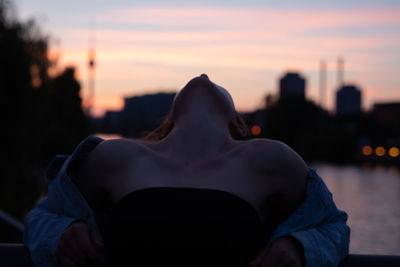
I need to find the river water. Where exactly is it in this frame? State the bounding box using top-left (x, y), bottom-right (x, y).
top-left (310, 163), bottom-right (400, 255)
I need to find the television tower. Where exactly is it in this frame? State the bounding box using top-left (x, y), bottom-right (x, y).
top-left (87, 21), bottom-right (96, 116)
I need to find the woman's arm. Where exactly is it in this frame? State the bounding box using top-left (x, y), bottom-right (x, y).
top-left (249, 140), bottom-right (350, 267)
top-left (24, 136), bottom-right (106, 266)
top-left (250, 139), bottom-right (309, 227)
top-left (251, 183), bottom-right (350, 267)
top-left (249, 140), bottom-right (309, 266)
top-left (25, 197), bottom-right (105, 267)
top-left (265, 169), bottom-right (351, 267)
top-left (288, 205), bottom-right (350, 267)
top-left (24, 197), bottom-right (77, 267)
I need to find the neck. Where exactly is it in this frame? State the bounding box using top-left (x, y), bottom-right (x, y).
top-left (159, 118), bottom-right (234, 165)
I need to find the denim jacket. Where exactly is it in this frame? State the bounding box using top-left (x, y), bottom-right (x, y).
top-left (24, 136), bottom-right (350, 267)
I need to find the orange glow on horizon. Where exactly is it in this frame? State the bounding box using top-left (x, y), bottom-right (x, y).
top-left (82, 96), bottom-right (124, 117)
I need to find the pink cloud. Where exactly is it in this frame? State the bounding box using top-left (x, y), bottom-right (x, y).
top-left (96, 7), bottom-right (400, 32)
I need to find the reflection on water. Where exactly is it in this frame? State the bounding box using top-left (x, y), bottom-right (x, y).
top-left (311, 163), bottom-right (400, 255)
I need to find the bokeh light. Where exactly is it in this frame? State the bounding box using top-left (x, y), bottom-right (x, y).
top-left (375, 146), bottom-right (386, 157)
top-left (362, 145), bottom-right (373, 156)
top-left (388, 147), bottom-right (399, 157)
top-left (251, 125), bottom-right (261, 136)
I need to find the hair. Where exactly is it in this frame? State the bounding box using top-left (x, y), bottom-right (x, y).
top-left (141, 113), bottom-right (175, 142)
top-left (141, 112), bottom-right (250, 142)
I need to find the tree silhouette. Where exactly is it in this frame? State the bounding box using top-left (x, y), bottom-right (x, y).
top-left (0, 1), bottom-right (91, 239)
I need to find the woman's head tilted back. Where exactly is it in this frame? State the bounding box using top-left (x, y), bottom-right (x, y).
top-left (142, 74), bottom-right (249, 141)
top-left (171, 74), bottom-right (237, 122)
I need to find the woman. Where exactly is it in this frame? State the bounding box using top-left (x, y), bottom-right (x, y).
top-left (25, 74), bottom-right (350, 267)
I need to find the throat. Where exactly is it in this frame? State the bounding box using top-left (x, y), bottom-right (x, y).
top-left (159, 125), bottom-right (235, 167)
top-left (166, 135), bottom-right (233, 167)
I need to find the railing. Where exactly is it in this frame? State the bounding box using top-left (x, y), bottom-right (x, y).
top-left (0, 209), bottom-right (24, 243)
top-left (0, 210), bottom-right (24, 233)
top-left (0, 243), bottom-right (399, 267)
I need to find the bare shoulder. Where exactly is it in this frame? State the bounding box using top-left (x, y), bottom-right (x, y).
top-left (82, 138), bottom-right (145, 176)
top-left (71, 138), bottom-right (145, 211)
top-left (244, 139), bottom-right (309, 225)
top-left (243, 138), bottom-right (308, 182)
top-left (93, 138), bottom-right (142, 156)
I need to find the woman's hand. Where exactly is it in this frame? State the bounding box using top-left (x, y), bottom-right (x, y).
top-left (249, 236), bottom-right (305, 267)
top-left (55, 221), bottom-right (105, 267)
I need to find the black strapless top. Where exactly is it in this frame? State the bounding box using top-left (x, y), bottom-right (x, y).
top-left (103, 187), bottom-right (265, 267)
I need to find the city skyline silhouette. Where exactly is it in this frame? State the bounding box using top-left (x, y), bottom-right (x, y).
top-left (13, 0), bottom-right (400, 116)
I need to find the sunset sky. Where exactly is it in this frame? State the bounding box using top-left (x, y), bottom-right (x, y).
top-left (14, 0), bottom-right (400, 116)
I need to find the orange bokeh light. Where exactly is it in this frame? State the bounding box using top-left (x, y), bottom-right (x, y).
top-left (362, 145), bottom-right (373, 156)
top-left (375, 146), bottom-right (386, 157)
top-left (251, 125), bottom-right (261, 136)
top-left (388, 147), bottom-right (399, 157)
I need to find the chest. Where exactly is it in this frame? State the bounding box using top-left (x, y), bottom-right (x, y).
top-left (103, 150), bottom-right (278, 224)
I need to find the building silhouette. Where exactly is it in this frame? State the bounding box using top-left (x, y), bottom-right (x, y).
top-left (279, 72), bottom-right (306, 100)
top-left (336, 85), bottom-right (362, 114)
top-left (120, 92), bottom-right (176, 136)
top-left (373, 102), bottom-right (400, 128)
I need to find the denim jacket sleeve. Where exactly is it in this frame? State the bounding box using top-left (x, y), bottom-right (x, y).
top-left (24, 136), bottom-right (104, 267)
top-left (24, 197), bottom-right (77, 267)
top-left (270, 168), bottom-right (351, 267)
